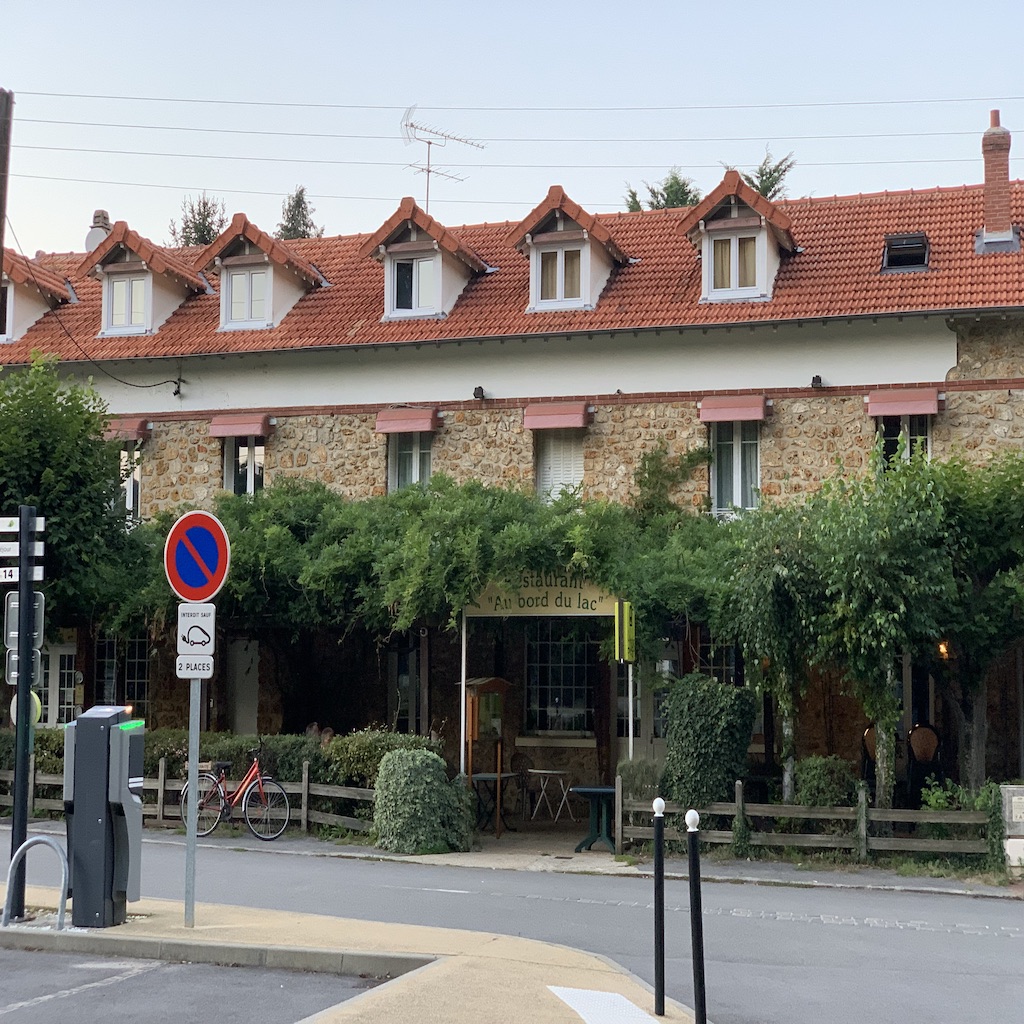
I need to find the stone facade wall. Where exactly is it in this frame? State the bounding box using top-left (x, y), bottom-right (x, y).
top-left (434, 408), bottom-right (534, 489)
top-left (140, 419), bottom-right (219, 518)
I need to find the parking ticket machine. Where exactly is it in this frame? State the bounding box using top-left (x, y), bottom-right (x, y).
top-left (63, 706), bottom-right (144, 927)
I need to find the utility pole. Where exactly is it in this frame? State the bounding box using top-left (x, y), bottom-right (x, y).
top-left (0, 89), bottom-right (13, 259)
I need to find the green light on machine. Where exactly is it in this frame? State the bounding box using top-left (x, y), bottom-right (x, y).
top-left (117, 719), bottom-right (145, 731)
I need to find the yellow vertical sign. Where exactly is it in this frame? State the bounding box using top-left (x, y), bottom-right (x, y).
top-left (614, 600), bottom-right (635, 663)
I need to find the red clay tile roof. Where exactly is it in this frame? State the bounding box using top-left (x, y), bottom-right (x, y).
top-left (2, 248), bottom-right (71, 302)
top-left (193, 213), bottom-right (322, 287)
top-left (5, 177), bottom-right (1024, 366)
top-left (678, 170), bottom-right (796, 251)
top-left (505, 185), bottom-right (630, 264)
top-left (77, 222), bottom-right (207, 291)
top-left (358, 197), bottom-right (488, 273)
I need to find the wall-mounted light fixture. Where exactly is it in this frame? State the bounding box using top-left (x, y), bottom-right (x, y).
top-left (473, 386), bottom-right (485, 400)
top-left (811, 375), bottom-right (823, 388)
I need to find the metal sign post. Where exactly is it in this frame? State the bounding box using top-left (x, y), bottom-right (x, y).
top-left (5, 506), bottom-right (44, 921)
top-left (164, 511), bottom-right (230, 929)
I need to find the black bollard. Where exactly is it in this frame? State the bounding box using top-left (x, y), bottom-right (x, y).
top-left (653, 797), bottom-right (665, 1015)
top-left (686, 809), bottom-right (707, 1024)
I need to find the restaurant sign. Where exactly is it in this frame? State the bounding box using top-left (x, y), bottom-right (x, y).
top-left (466, 573), bottom-right (615, 618)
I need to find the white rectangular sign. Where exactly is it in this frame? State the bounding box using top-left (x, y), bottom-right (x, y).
top-left (4, 592), bottom-right (45, 650)
top-left (0, 542), bottom-right (44, 558)
top-left (176, 655), bottom-right (214, 680)
top-left (0, 517), bottom-right (45, 533)
top-left (0, 566), bottom-right (44, 584)
top-left (177, 603), bottom-right (216, 656)
top-left (5, 648), bottom-right (42, 687)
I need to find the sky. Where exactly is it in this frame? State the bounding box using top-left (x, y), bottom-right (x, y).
top-left (3, 0), bottom-right (1023, 255)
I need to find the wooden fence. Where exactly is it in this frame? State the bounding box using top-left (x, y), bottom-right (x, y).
top-left (0, 757), bottom-right (375, 835)
top-left (616, 778), bottom-right (990, 860)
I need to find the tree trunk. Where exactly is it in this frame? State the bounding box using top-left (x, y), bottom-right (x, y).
top-left (947, 674), bottom-right (989, 793)
top-left (781, 714), bottom-right (795, 803)
top-left (874, 725), bottom-right (895, 810)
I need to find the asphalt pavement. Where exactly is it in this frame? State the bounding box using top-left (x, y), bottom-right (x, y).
top-left (2, 818), bottom-right (1021, 1024)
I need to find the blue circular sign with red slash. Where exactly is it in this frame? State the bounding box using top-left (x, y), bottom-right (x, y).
top-left (164, 510), bottom-right (231, 603)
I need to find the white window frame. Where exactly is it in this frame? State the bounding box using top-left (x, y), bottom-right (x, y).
top-left (529, 243), bottom-right (590, 311)
top-left (0, 280), bottom-right (12, 341)
top-left (37, 645), bottom-right (78, 728)
top-left (220, 264), bottom-right (272, 330)
top-left (877, 414), bottom-right (931, 464)
top-left (224, 435), bottom-right (265, 495)
top-left (536, 428), bottom-right (584, 501)
top-left (101, 270), bottom-right (151, 335)
top-left (120, 441), bottom-right (142, 524)
top-left (388, 432), bottom-right (432, 492)
top-left (702, 230), bottom-right (766, 301)
top-left (384, 251), bottom-right (440, 319)
top-left (711, 420), bottom-right (760, 515)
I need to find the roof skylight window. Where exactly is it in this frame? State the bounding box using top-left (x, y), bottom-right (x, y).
top-left (882, 233), bottom-right (929, 272)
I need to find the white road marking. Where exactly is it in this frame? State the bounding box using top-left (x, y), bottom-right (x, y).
top-left (0, 960), bottom-right (162, 1016)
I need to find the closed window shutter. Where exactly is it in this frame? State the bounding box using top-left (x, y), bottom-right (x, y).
top-left (537, 429), bottom-right (583, 499)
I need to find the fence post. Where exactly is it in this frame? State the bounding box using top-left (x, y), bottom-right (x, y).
top-left (301, 760), bottom-right (310, 833)
top-left (857, 784), bottom-right (868, 862)
top-left (734, 779), bottom-right (745, 844)
top-left (28, 754), bottom-right (35, 819)
top-left (157, 757), bottom-right (167, 825)
top-left (614, 774), bottom-right (623, 855)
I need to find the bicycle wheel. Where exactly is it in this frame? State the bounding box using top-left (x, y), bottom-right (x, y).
top-left (242, 777), bottom-right (290, 840)
top-left (181, 773), bottom-right (226, 837)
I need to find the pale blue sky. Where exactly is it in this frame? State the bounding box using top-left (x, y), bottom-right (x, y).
top-left (3, 0), bottom-right (1023, 254)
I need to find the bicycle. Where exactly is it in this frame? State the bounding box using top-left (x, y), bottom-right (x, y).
top-left (180, 741), bottom-right (290, 841)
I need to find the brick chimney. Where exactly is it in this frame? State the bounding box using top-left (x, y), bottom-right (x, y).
top-left (982, 110), bottom-right (1012, 243)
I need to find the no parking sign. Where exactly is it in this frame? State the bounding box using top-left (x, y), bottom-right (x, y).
top-left (164, 510), bottom-right (231, 603)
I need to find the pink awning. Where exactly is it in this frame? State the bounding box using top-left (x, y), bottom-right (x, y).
top-left (523, 401), bottom-right (592, 430)
top-left (698, 395), bottom-right (767, 423)
top-left (375, 407), bottom-right (441, 433)
top-left (208, 413), bottom-right (273, 438)
top-left (104, 417), bottom-right (150, 442)
top-left (866, 388), bottom-right (940, 417)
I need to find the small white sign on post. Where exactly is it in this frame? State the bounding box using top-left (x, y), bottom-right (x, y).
top-left (0, 517), bottom-right (45, 533)
top-left (176, 655), bottom-right (214, 680)
top-left (177, 603), bottom-right (216, 657)
top-left (0, 566), bottom-right (44, 584)
top-left (0, 541), bottom-right (44, 558)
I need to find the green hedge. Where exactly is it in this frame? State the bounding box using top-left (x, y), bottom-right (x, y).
top-left (372, 749), bottom-right (473, 854)
top-left (661, 672), bottom-right (757, 809)
top-left (0, 725), bottom-right (442, 788)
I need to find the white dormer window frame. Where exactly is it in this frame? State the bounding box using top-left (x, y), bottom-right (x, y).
top-left (218, 255), bottom-right (273, 330)
top-left (380, 224), bottom-right (443, 320)
top-left (527, 235), bottom-right (592, 312)
top-left (100, 265), bottom-right (152, 335)
top-left (702, 227), bottom-right (769, 301)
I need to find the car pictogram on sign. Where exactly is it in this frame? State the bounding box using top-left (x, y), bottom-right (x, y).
top-left (181, 625), bottom-right (212, 647)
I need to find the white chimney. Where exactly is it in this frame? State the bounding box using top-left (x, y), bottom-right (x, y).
top-left (84, 209), bottom-right (112, 252)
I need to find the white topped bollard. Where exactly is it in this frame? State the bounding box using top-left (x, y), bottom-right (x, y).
top-left (652, 797), bottom-right (666, 1015)
top-left (685, 808), bottom-right (706, 1024)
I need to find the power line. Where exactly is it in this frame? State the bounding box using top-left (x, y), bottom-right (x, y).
top-left (19, 91), bottom-right (1024, 113)
top-left (15, 118), bottom-right (1002, 146)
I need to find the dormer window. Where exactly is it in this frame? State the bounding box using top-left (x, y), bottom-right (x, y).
top-left (385, 235), bottom-right (439, 318)
top-left (882, 233), bottom-right (929, 272)
top-left (701, 203), bottom-right (770, 301)
top-left (98, 247), bottom-right (151, 335)
top-left (219, 240), bottom-right (271, 330)
top-left (525, 212), bottom-right (595, 311)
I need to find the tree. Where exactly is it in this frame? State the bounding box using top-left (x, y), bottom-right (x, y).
top-left (276, 185), bottom-right (324, 240)
top-left (168, 192), bottom-right (227, 246)
top-left (723, 502), bottom-right (825, 801)
top-left (0, 356), bottom-right (138, 626)
top-left (808, 440), bottom-right (955, 808)
top-left (726, 148), bottom-right (796, 200)
top-left (625, 168), bottom-right (702, 211)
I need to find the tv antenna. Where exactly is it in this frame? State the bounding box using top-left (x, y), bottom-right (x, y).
top-left (401, 105), bottom-right (484, 213)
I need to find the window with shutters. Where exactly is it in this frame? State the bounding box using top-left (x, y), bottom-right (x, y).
top-left (535, 429), bottom-right (584, 501)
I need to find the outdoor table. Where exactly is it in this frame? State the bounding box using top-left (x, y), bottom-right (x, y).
top-left (472, 773), bottom-right (516, 833)
top-left (569, 785), bottom-right (616, 852)
top-left (528, 769), bottom-right (575, 822)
